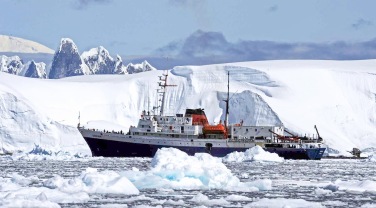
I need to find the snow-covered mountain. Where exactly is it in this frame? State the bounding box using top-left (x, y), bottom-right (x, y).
top-left (19, 61), bottom-right (47, 79)
top-left (50, 38), bottom-right (156, 78)
top-left (48, 38), bottom-right (90, 79)
top-left (82, 46), bottom-right (117, 74)
top-left (80, 46), bottom-right (153, 75)
top-left (0, 55), bottom-right (23, 75)
top-left (0, 35), bottom-right (54, 54)
top-left (1, 59), bottom-right (376, 155)
top-left (1, 55), bottom-right (47, 79)
top-left (114, 55), bottom-right (127, 74)
top-left (1, 37), bottom-right (157, 78)
top-left (126, 60), bottom-right (156, 74)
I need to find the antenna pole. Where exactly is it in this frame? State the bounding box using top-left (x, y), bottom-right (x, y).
top-left (147, 85), bottom-right (150, 115)
top-left (78, 111), bottom-right (81, 127)
top-left (158, 71), bottom-right (177, 116)
top-left (224, 71), bottom-right (229, 128)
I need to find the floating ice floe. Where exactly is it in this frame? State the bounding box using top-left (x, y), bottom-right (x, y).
top-left (225, 194), bottom-right (254, 201)
top-left (190, 193), bottom-right (230, 206)
top-left (222, 145), bottom-right (284, 163)
top-left (314, 187), bottom-right (334, 196)
top-left (244, 198), bottom-right (324, 208)
top-left (323, 179), bottom-right (376, 194)
top-left (0, 174), bottom-right (89, 206)
top-left (0, 198), bottom-right (61, 208)
top-left (0, 168), bottom-right (139, 207)
top-left (122, 147), bottom-right (272, 191)
top-left (361, 203), bottom-right (376, 208)
top-left (5, 144), bottom-right (90, 161)
top-left (43, 168), bottom-right (139, 195)
top-left (366, 154), bottom-right (376, 162)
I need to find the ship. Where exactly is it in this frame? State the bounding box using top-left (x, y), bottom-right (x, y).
top-left (78, 71), bottom-right (326, 160)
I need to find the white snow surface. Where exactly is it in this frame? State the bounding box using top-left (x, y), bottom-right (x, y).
top-left (1, 59), bottom-right (376, 154)
top-left (223, 145), bottom-right (284, 162)
top-left (0, 35), bottom-right (54, 54)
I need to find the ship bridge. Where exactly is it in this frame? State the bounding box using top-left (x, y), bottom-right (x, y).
top-left (130, 113), bottom-right (204, 136)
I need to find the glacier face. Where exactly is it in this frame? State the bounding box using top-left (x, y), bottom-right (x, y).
top-left (1, 59), bottom-right (376, 154)
top-left (0, 89), bottom-right (90, 155)
top-left (218, 90), bottom-right (283, 126)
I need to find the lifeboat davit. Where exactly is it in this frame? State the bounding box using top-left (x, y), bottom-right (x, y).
top-left (203, 124), bottom-right (226, 134)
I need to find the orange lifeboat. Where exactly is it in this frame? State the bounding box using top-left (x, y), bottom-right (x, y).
top-left (203, 124), bottom-right (226, 134)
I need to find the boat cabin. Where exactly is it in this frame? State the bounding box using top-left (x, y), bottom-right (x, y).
top-left (229, 125), bottom-right (284, 142)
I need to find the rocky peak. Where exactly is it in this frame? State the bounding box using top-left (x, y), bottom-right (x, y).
top-left (126, 60), bottom-right (156, 74)
top-left (49, 38), bottom-right (90, 79)
top-left (114, 55), bottom-right (127, 74)
top-left (0, 55), bottom-right (23, 75)
top-left (81, 46), bottom-right (115, 74)
top-left (23, 61), bottom-right (47, 79)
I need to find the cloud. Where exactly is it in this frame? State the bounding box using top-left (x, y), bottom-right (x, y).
top-left (168, 0), bottom-right (201, 7)
top-left (152, 30), bottom-right (376, 68)
top-left (110, 40), bottom-right (127, 47)
top-left (168, 0), bottom-right (210, 28)
top-left (268, 5), bottom-right (278, 12)
top-left (72, 0), bottom-right (113, 10)
top-left (352, 18), bottom-right (373, 29)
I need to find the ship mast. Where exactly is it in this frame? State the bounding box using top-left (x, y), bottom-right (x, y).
top-left (158, 71), bottom-right (176, 116)
top-left (224, 71), bottom-right (229, 129)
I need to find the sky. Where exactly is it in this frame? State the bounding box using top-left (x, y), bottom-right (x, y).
top-left (1, 0), bottom-right (376, 67)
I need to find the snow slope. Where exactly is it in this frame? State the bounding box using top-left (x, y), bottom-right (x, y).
top-left (0, 35), bottom-right (54, 54)
top-left (1, 59), bottom-right (376, 154)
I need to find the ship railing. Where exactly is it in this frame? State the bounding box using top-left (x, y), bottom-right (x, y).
top-left (300, 138), bottom-right (321, 143)
top-left (83, 127), bottom-right (128, 135)
top-left (228, 137), bottom-right (257, 143)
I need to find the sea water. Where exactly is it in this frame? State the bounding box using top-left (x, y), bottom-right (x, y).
top-left (0, 155), bottom-right (375, 207)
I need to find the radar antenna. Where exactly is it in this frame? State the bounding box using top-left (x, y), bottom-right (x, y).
top-left (157, 71), bottom-right (177, 116)
top-left (224, 71), bottom-right (230, 129)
